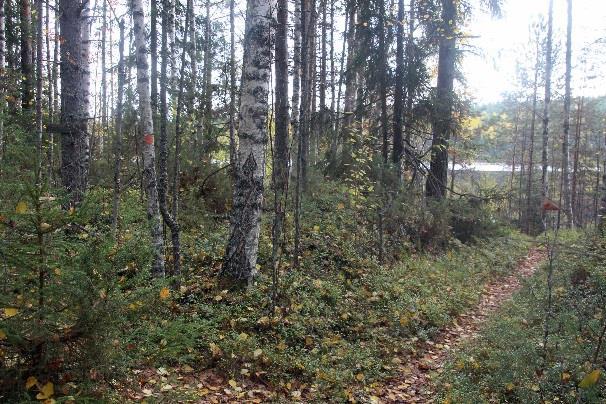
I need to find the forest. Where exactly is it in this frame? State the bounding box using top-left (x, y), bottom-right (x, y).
top-left (1, 0), bottom-right (606, 402)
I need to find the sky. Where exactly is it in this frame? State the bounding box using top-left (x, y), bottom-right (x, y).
top-left (463, 0), bottom-right (606, 104)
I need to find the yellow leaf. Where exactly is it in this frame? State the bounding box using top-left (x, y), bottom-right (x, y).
top-left (15, 201), bottom-right (27, 214)
top-left (228, 379), bottom-right (237, 388)
top-left (238, 332), bottom-right (249, 341)
top-left (39, 223), bottom-right (51, 232)
top-left (25, 376), bottom-right (38, 390)
top-left (337, 202), bottom-right (345, 210)
top-left (214, 294), bottom-right (223, 301)
top-left (277, 341), bottom-right (287, 351)
top-left (253, 348), bottom-right (263, 358)
top-left (305, 336), bottom-right (314, 347)
top-left (313, 225), bottom-right (320, 232)
top-left (0, 330), bottom-right (6, 340)
top-left (209, 342), bottom-right (222, 357)
top-left (36, 382), bottom-right (54, 400)
top-left (579, 369), bottom-right (601, 388)
top-left (562, 372), bottom-right (571, 383)
top-left (356, 373), bottom-right (365, 381)
top-left (505, 382), bottom-right (515, 392)
top-left (159, 287), bottom-right (170, 300)
top-left (4, 308), bottom-right (18, 318)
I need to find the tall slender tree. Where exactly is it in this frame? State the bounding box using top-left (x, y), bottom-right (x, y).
top-left (130, 0), bottom-right (166, 276)
top-left (159, 0), bottom-right (181, 275)
top-left (560, 0), bottom-right (573, 228)
top-left (272, 0), bottom-right (290, 300)
top-left (541, 0), bottom-right (554, 210)
top-left (221, 0), bottom-right (274, 285)
top-left (20, 0), bottom-right (33, 110)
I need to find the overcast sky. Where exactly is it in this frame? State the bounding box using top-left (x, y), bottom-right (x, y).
top-left (463, 0), bottom-right (606, 104)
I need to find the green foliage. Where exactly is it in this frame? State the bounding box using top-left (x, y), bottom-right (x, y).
top-left (437, 230), bottom-right (606, 403)
top-left (123, 184), bottom-right (530, 401)
top-left (0, 176), bottom-right (156, 400)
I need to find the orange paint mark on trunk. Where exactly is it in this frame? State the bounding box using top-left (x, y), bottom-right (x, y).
top-left (144, 134), bottom-right (154, 145)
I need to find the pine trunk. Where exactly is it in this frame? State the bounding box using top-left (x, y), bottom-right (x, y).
top-left (426, 0), bottom-right (456, 199)
top-left (59, 0), bottom-right (89, 204)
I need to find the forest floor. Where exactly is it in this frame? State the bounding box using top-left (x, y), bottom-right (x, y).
top-left (116, 246), bottom-right (546, 403)
top-left (372, 247), bottom-right (546, 403)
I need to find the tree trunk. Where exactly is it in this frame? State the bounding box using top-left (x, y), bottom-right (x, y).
top-left (340, 3), bottom-right (357, 173)
top-left (0, 0), bottom-right (5, 161)
top-left (173, 0), bottom-right (194, 263)
top-left (228, 0), bottom-right (236, 170)
top-left (560, 0), bottom-right (573, 228)
top-left (203, 0), bottom-right (213, 154)
top-left (150, 0), bottom-right (158, 120)
top-left (20, 0), bottom-right (33, 110)
top-left (159, 0), bottom-right (181, 276)
top-left (221, 0), bottom-right (273, 285)
top-left (111, 21), bottom-right (126, 238)
top-left (426, 0), bottom-right (456, 199)
top-left (374, 0), bottom-right (388, 165)
top-left (541, 0), bottom-right (554, 209)
top-left (35, 0), bottom-right (42, 178)
top-left (571, 97), bottom-right (583, 224)
top-left (130, 0), bottom-right (166, 277)
top-left (45, 0), bottom-right (53, 177)
top-left (59, 0), bottom-right (89, 204)
top-left (272, 0), bottom-right (290, 301)
top-left (392, 0), bottom-right (405, 173)
top-left (291, 0), bottom-right (301, 161)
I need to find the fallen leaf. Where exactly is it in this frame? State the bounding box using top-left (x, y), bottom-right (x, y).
top-left (159, 287), bottom-right (170, 300)
top-left (25, 376), bottom-right (38, 390)
top-left (36, 382), bottom-right (54, 400)
top-left (228, 379), bottom-right (237, 388)
top-left (15, 201), bottom-right (27, 214)
top-left (579, 369), bottom-right (601, 388)
top-left (4, 308), bottom-right (18, 318)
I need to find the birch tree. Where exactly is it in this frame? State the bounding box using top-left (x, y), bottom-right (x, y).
top-left (130, 0), bottom-right (166, 276)
top-left (221, 0), bottom-right (274, 285)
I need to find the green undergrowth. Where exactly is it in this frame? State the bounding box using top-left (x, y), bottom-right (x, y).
top-left (123, 232), bottom-right (531, 401)
top-left (1, 168), bottom-right (529, 402)
top-left (437, 230), bottom-right (606, 403)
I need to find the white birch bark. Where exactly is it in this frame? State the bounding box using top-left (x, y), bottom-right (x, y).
top-left (221, 0), bottom-right (274, 284)
top-left (131, 0), bottom-right (166, 277)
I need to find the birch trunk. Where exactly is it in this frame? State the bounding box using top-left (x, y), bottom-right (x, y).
top-left (131, 0), bottom-right (166, 277)
top-left (221, 0), bottom-right (274, 284)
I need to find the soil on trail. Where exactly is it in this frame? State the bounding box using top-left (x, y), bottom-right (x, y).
top-left (373, 247), bottom-right (546, 403)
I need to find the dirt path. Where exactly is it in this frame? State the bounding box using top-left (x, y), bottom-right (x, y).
top-left (372, 247), bottom-right (546, 403)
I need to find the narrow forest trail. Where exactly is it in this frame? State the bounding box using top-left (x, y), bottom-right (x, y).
top-left (371, 247), bottom-right (547, 403)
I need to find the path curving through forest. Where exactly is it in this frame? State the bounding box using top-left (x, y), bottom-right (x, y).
top-left (372, 247), bottom-right (547, 403)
